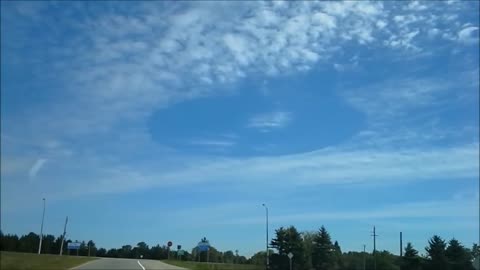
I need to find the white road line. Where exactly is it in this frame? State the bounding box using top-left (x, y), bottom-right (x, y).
top-left (137, 260), bottom-right (146, 270)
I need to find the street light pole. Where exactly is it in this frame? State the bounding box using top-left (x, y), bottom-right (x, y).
top-left (262, 204), bottom-right (269, 270)
top-left (38, 198), bottom-right (46, 255)
top-left (59, 216), bottom-right (68, 256)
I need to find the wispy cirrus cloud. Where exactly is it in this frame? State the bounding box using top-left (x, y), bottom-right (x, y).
top-left (28, 158), bottom-right (47, 180)
top-left (342, 75), bottom-right (474, 123)
top-left (189, 139), bottom-right (236, 147)
top-left (247, 111), bottom-right (292, 132)
top-left (146, 191), bottom-right (478, 228)
top-left (458, 26), bottom-right (479, 45)
top-left (214, 196), bottom-right (479, 226)
top-left (6, 142), bottom-right (474, 203)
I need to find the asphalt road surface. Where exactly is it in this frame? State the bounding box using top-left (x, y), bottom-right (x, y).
top-left (72, 258), bottom-right (186, 270)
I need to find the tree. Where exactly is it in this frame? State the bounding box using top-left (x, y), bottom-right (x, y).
top-left (402, 242), bottom-right (421, 270)
top-left (446, 238), bottom-right (475, 270)
top-left (302, 231), bottom-right (315, 270)
top-left (149, 244), bottom-right (167, 260)
top-left (1, 233), bottom-right (19, 251)
top-left (18, 232), bottom-right (40, 253)
top-left (79, 241), bottom-right (88, 256)
top-left (312, 226), bottom-right (335, 270)
top-left (250, 251), bottom-right (267, 265)
top-left (333, 241), bottom-right (343, 269)
top-left (87, 240), bottom-right (96, 257)
top-left (270, 226), bottom-right (305, 270)
top-left (471, 243), bottom-right (480, 259)
top-left (224, 250), bottom-right (235, 263)
top-left (341, 251), bottom-right (362, 270)
top-left (41, 235), bottom-right (56, 254)
top-left (120, 245), bottom-right (132, 258)
top-left (97, 248), bottom-right (107, 257)
top-left (106, 248), bottom-right (119, 258)
top-left (425, 235), bottom-right (448, 270)
top-left (53, 236), bottom-right (64, 255)
top-left (136, 242), bottom-right (149, 258)
top-left (376, 250), bottom-right (400, 270)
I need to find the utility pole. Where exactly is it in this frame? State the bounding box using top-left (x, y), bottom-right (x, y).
top-left (60, 216), bottom-right (68, 255)
top-left (371, 226), bottom-right (378, 270)
top-left (363, 244), bottom-right (366, 270)
top-left (400, 232), bottom-right (403, 257)
top-left (262, 204), bottom-right (269, 270)
top-left (38, 198), bottom-right (46, 255)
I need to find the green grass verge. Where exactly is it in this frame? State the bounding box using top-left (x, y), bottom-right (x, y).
top-left (0, 251), bottom-right (96, 270)
top-left (163, 260), bottom-right (263, 270)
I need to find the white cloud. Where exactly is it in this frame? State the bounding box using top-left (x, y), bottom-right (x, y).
top-left (376, 20), bottom-right (387, 29)
top-left (189, 140), bottom-right (236, 147)
top-left (333, 63), bottom-right (345, 71)
top-left (2, 1), bottom-right (479, 208)
top-left (342, 77), bottom-right (457, 123)
top-left (251, 198), bottom-right (478, 225)
top-left (171, 193), bottom-right (478, 227)
top-left (33, 143), bottom-right (479, 199)
top-left (311, 12), bottom-right (336, 29)
top-left (29, 158), bottom-right (47, 179)
top-left (458, 26), bottom-right (479, 45)
top-left (406, 1), bottom-right (428, 11)
top-left (247, 111), bottom-right (292, 131)
top-left (3, 0), bottom-right (475, 141)
top-left (428, 28), bottom-right (440, 38)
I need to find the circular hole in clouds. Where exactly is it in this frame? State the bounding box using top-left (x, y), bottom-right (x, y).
top-left (148, 76), bottom-right (366, 156)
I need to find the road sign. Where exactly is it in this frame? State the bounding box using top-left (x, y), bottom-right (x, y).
top-left (167, 241), bottom-right (173, 247)
top-left (178, 250), bottom-right (184, 256)
top-left (177, 245), bottom-right (181, 250)
top-left (287, 252), bottom-right (293, 259)
top-left (67, 242), bottom-right (81, 250)
top-left (288, 252), bottom-right (293, 270)
top-left (197, 244), bottom-right (209, 252)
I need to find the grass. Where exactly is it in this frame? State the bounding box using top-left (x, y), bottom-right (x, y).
top-left (163, 260), bottom-right (263, 270)
top-left (0, 251), bottom-right (96, 270)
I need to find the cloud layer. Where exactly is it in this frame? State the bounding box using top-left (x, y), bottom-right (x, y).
top-left (2, 0), bottom-right (478, 200)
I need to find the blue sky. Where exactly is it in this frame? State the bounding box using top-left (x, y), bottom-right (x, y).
top-left (1, 1), bottom-right (479, 257)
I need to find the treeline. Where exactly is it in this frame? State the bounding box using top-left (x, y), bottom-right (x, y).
top-left (249, 225), bottom-right (479, 270)
top-left (0, 231), bottom-right (249, 264)
top-left (2, 228), bottom-right (478, 270)
top-left (1, 231), bottom-right (97, 256)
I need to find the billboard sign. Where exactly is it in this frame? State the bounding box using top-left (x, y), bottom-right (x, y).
top-left (67, 242), bottom-right (81, 250)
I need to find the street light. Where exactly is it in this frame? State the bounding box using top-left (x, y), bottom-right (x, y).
top-left (262, 203), bottom-right (269, 270)
top-left (38, 198), bottom-right (46, 255)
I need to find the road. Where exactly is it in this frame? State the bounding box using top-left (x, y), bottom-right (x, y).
top-left (72, 258), bottom-right (186, 270)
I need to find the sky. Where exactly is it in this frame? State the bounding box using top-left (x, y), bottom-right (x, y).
top-left (1, 1), bottom-right (479, 258)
